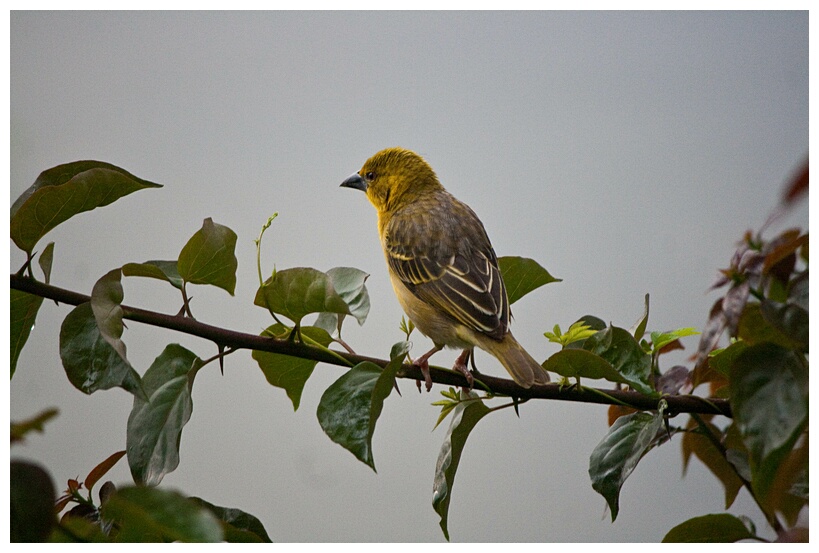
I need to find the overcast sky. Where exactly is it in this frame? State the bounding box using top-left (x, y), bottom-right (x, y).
top-left (9, 11), bottom-right (808, 542)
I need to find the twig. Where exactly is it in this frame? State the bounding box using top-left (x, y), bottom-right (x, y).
top-left (10, 273), bottom-right (733, 417)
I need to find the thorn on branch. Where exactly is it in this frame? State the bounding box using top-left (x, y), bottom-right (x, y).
top-left (217, 344), bottom-right (226, 375)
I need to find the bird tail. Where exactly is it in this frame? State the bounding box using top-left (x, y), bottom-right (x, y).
top-left (480, 331), bottom-right (550, 388)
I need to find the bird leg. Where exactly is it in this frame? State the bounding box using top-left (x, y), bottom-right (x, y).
top-left (412, 345), bottom-right (442, 392)
top-left (454, 349), bottom-right (474, 389)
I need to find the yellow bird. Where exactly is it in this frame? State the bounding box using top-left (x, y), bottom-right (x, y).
top-left (341, 147), bottom-right (550, 390)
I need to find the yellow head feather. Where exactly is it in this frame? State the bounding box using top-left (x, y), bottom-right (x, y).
top-left (357, 147), bottom-right (443, 213)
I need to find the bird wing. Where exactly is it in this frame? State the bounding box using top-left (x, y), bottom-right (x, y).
top-left (384, 199), bottom-right (509, 341)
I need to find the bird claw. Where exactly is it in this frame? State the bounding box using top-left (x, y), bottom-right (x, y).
top-left (411, 346), bottom-right (442, 393)
top-left (413, 358), bottom-right (433, 393)
top-left (454, 349), bottom-right (474, 390)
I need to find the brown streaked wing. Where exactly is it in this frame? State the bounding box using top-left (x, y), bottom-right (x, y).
top-left (386, 245), bottom-right (508, 340)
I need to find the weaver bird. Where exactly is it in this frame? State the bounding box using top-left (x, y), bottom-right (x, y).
top-left (340, 147), bottom-right (550, 390)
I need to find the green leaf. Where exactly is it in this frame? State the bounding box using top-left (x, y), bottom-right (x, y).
top-left (543, 321), bottom-right (599, 347)
top-left (10, 408), bottom-right (59, 443)
top-left (588, 410), bottom-right (664, 522)
top-left (786, 271), bottom-right (808, 311)
top-left (252, 324), bottom-right (333, 410)
top-left (51, 516), bottom-right (111, 542)
top-left (311, 312), bottom-right (337, 335)
top-left (730, 343), bottom-right (808, 501)
top-left (190, 498), bottom-right (273, 543)
top-left (759, 299), bottom-right (808, 350)
top-left (100, 486), bottom-right (222, 542)
top-left (563, 315), bottom-right (607, 349)
top-left (707, 340), bottom-right (749, 377)
top-left (177, 218), bottom-right (238, 295)
top-left (399, 315), bottom-right (416, 340)
top-left (10, 289), bottom-right (45, 378)
top-left (738, 302), bottom-right (802, 350)
top-left (127, 344), bottom-right (200, 487)
top-left (11, 461), bottom-right (57, 543)
top-left (662, 513), bottom-right (756, 543)
top-left (432, 394), bottom-right (491, 541)
top-left (497, 256), bottom-right (560, 305)
top-left (316, 363), bottom-right (381, 469)
top-left (59, 303), bottom-right (146, 400)
top-left (38, 242), bottom-right (55, 284)
top-left (650, 327), bottom-right (700, 353)
top-left (316, 342), bottom-right (409, 471)
top-left (369, 341), bottom-right (410, 439)
top-left (583, 326), bottom-right (654, 395)
top-left (630, 293), bottom-right (650, 341)
top-left (319, 267), bottom-right (371, 329)
top-left (542, 348), bottom-right (630, 386)
top-left (122, 260), bottom-right (183, 290)
top-left (11, 160), bottom-right (162, 253)
top-left (254, 267), bottom-right (350, 326)
top-left (91, 269), bottom-right (128, 362)
top-left (313, 267), bottom-right (370, 335)
top-left (577, 315), bottom-right (607, 331)
top-left (432, 387), bottom-right (463, 430)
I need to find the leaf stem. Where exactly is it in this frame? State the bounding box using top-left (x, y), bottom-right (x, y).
top-left (180, 282), bottom-right (194, 318)
top-left (16, 253), bottom-right (34, 278)
top-left (253, 213), bottom-right (287, 327)
top-left (333, 336), bottom-right (356, 355)
top-left (255, 213), bottom-right (278, 289)
top-left (299, 333), bottom-right (355, 368)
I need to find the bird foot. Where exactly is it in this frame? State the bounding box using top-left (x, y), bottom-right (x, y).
top-left (412, 346), bottom-right (441, 393)
top-left (454, 349), bottom-right (474, 390)
top-left (413, 358), bottom-right (433, 392)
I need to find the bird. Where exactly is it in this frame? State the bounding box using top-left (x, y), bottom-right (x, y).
top-left (340, 147), bottom-right (550, 391)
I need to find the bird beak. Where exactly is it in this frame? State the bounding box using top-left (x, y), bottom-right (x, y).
top-left (340, 172), bottom-right (367, 192)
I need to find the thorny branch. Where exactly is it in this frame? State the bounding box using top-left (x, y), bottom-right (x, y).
top-left (11, 273), bottom-right (732, 417)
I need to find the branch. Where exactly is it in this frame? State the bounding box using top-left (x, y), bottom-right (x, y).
top-left (690, 413), bottom-right (783, 533)
top-left (10, 273), bottom-right (732, 417)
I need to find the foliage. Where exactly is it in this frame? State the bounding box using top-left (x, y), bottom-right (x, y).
top-left (10, 160), bottom-right (808, 542)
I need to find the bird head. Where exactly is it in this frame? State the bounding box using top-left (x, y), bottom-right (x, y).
top-left (340, 147), bottom-right (442, 213)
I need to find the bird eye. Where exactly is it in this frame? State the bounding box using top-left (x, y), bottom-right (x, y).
top-left (365, 171), bottom-right (376, 181)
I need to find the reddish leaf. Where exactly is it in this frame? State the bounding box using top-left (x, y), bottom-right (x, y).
top-left (67, 479), bottom-right (81, 493)
top-left (708, 376), bottom-right (730, 399)
top-left (655, 365), bottom-right (692, 395)
top-left (736, 248), bottom-right (764, 277)
top-left (776, 527), bottom-right (809, 543)
top-left (607, 404), bottom-right (637, 427)
top-left (709, 272), bottom-right (732, 291)
top-left (722, 280), bottom-right (750, 334)
top-left (782, 160), bottom-right (808, 206)
top-left (54, 494), bottom-right (73, 514)
top-left (682, 418), bottom-right (743, 508)
top-left (99, 481), bottom-right (117, 505)
top-left (693, 299), bottom-right (727, 382)
top-left (85, 450), bottom-right (126, 491)
top-left (658, 338), bottom-right (685, 356)
top-left (763, 439), bottom-right (808, 526)
top-left (681, 414), bottom-right (713, 471)
top-left (762, 230), bottom-right (805, 286)
top-left (61, 503), bottom-right (97, 523)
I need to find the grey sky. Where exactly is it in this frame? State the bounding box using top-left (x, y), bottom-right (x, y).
top-left (10, 11), bottom-right (808, 542)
